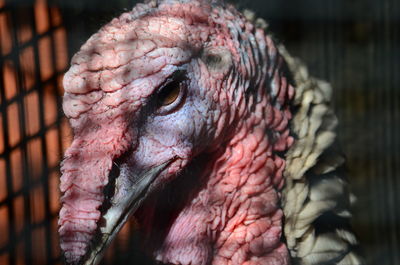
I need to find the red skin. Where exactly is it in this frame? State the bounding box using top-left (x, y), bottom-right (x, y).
top-left (59, 1), bottom-right (294, 264)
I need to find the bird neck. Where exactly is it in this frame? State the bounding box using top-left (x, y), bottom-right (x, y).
top-left (154, 112), bottom-right (292, 265)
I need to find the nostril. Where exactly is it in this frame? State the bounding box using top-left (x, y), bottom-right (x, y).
top-left (100, 161), bottom-right (120, 214)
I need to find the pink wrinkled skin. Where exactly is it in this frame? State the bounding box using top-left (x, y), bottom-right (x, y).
top-left (59, 0), bottom-right (295, 264)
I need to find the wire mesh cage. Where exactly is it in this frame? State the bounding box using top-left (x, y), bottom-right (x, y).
top-left (0, 0), bottom-right (399, 264)
top-left (0, 0), bottom-right (70, 264)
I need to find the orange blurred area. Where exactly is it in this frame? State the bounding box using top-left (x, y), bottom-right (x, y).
top-left (0, 12), bottom-right (12, 55)
top-left (24, 91), bottom-right (40, 136)
top-left (16, 10), bottom-right (33, 45)
top-left (0, 206), bottom-right (9, 248)
top-left (48, 171), bottom-right (60, 214)
top-left (10, 149), bottom-right (23, 193)
top-left (38, 36), bottom-right (54, 81)
top-left (0, 115), bottom-right (4, 153)
top-left (0, 0), bottom-right (70, 264)
top-left (30, 185), bottom-right (45, 224)
top-left (13, 195), bottom-right (25, 235)
top-left (53, 28), bottom-right (68, 72)
top-left (0, 159), bottom-right (6, 202)
top-left (19, 47), bottom-right (36, 91)
top-left (34, 0), bottom-right (50, 34)
top-left (2, 61), bottom-right (17, 100)
top-left (6, 103), bottom-right (20, 147)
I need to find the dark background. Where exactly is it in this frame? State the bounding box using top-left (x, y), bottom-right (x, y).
top-left (0, 0), bottom-right (399, 264)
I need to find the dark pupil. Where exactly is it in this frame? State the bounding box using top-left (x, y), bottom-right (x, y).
top-left (158, 79), bottom-right (181, 106)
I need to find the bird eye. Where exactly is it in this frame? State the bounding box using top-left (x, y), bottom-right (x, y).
top-left (158, 80), bottom-right (181, 106)
top-left (156, 74), bottom-right (186, 115)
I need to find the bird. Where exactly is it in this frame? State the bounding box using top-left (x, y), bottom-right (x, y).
top-left (58, 0), bottom-right (362, 264)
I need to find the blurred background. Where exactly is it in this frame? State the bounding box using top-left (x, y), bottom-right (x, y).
top-left (0, 0), bottom-right (398, 264)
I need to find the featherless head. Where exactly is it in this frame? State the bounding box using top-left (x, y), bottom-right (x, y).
top-left (57, 1), bottom-right (344, 265)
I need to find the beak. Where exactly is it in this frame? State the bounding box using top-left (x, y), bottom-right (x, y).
top-left (77, 159), bottom-right (174, 265)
